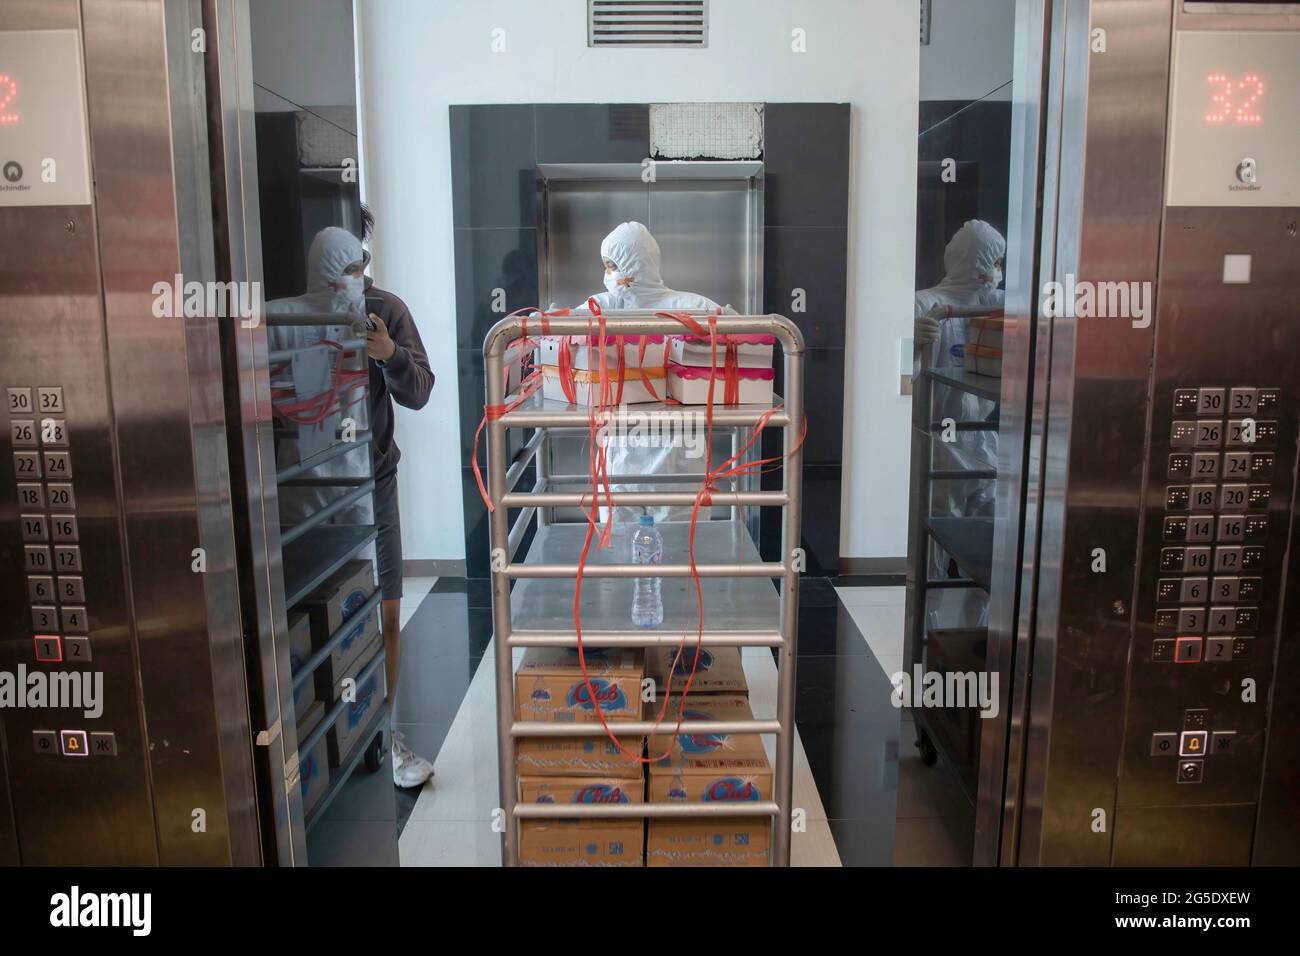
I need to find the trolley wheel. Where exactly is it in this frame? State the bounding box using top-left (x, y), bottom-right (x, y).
top-left (916, 728), bottom-right (939, 767)
top-left (363, 731), bottom-right (385, 773)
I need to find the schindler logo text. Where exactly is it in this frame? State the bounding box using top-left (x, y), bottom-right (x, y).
top-left (50, 886), bottom-right (151, 936)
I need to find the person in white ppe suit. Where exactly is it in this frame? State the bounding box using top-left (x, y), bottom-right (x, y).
top-left (266, 226), bottom-right (373, 527)
top-left (267, 223), bottom-right (438, 790)
top-left (572, 222), bottom-right (725, 523)
top-left (913, 219), bottom-right (1006, 629)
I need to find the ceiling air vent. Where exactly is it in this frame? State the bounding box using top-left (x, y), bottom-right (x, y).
top-left (588, 1), bottom-right (708, 48)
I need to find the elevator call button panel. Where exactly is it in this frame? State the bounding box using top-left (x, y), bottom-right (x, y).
top-left (1148, 382), bottom-right (1283, 785)
top-left (4, 383), bottom-right (91, 665)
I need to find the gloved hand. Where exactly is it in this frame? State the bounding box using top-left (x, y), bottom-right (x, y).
top-left (914, 303), bottom-right (950, 347)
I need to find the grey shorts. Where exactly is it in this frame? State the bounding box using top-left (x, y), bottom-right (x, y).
top-left (374, 467), bottom-right (403, 601)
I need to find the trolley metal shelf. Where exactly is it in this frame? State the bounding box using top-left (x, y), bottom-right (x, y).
top-left (482, 311), bottom-right (804, 867)
top-left (904, 323), bottom-right (1002, 802)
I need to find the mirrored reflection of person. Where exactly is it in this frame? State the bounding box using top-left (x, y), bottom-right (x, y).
top-left (912, 219), bottom-right (1005, 629)
top-left (268, 218), bottom-right (437, 790)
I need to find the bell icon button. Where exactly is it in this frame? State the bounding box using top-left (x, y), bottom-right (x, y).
top-left (59, 730), bottom-right (88, 757)
top-left (1179, 730), bottom-right (1208, 758)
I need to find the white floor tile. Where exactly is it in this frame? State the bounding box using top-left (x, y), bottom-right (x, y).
top-left (834, 585), bottom-right (906, 608)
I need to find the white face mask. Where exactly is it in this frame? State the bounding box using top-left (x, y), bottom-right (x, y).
top-left (604, 272), bottom-right (628, 297)
top-left (335, 274), bottom-right (365, 309)
top-left (992, 267), bottom-right (1003, 287)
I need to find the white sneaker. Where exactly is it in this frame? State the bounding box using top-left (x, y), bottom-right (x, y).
top-left (391, 731), bottom-right (436, 789)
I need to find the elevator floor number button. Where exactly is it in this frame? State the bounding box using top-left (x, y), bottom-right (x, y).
top-left (1183, 547), bottom-right (1211, 572)
top-left (40, 418), bottom-right (67, 447)
top-left (1177, 609), bottom-right (1204, 633)
top-left (1175, 636), bottom-right (1203, 663)
top-left (46, 482), bottom-right (75, 510)
top-left (1196, 388), bottom-right (1225, 416)
top-left (10, 420), bottom-right (36, 447)
top-left (54, 546), bottom-right (82, 573)
top-left (63, 637), bottom-right (91, 662)
top-left (24, 545), bottom-right (51, 573)
top-left (1205, 637), bottom-right (1233, 662)
top-left (32, 730), bottom-right (57, 755)
top-left (14, 451), bottom-right (41, 479)
top-left (1229, 388), bottom-right (1257, 414)
top-left (59, 576), bottom-right (84, 603)
top-left (34, 636), bottom-right (62, 663)
top-left (20, 514), bottom-right (48, 542)
top-left (37, 387), bottom-right (64, 414)
top-left (1223, 452), bottom-right (1249, 478)
top-left (1208, 607), bottom-right (1235, 634)
top-left (18, 482), bottom-right (44, 509)
top-left (60, 730), bottom-right (88, 757)
top-left (1219, 484), bottom-right (1247, 511)
top-left (42, 452), bottom-right (71, 479)
top-left (7, 388), bottom-right (33, 414)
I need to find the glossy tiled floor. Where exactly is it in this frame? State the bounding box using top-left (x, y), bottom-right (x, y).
top-left (308, 575), bottom-right (974, 866)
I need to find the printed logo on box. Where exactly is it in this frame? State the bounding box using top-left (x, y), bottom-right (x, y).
top-left (341, 589), bottom-right (369, 651)
top-left (574, 784), bottom-right (628, 804)
top-left (671, 649), bottom-right (714, 675)
top-left (567, 679), bottom-right (627, 711)
top-left (677, 709), bottom-right (726, 754)
top-left (704, 777), bottom-right (760, 802)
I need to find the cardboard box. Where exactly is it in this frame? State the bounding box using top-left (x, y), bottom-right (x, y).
top-left (539, 363), bottom-right (665, 406)
top-left (517, 776), bottom-right (645, 867)
top-left (647, 644), bottom-right (748, 695)
top-left (516, 734), bottom-right (646, 779)
top-left (297, 700), bottom-right (330, 815)
top-left (670, 334), bottom-right (774, 369)
top-left (287, 611), bottom-right (316, 717)
top-left (667, 362), bottom-right (774, 406)
top-left (645, 695), bottom-right (773, 866)
top-left (301, 560), bottom-right (380, 701)
top-left (515, 647), bottom-right (643, 723)
top-left (539, 335), bottom-right (668, 371)
top-left (327, 667), bottom-right (383, 769)
top-left (923, 628), bottom-right (987, 765)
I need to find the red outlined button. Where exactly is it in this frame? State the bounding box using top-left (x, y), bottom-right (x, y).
top-left (34, 635), bottom-right (62, 662)
top-left (1174, 636), bottom-right (1203, 663)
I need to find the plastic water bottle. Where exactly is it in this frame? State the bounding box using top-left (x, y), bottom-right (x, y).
top-left (631, 515), bottom-right (664, 628)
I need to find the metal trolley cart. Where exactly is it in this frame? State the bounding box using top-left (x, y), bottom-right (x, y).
top-left (482, 312), bottom-right (805, 866)
top-left (902, 309), bottom-right (1003, 800)
top-left (265, 312), bottom-right (389, 832)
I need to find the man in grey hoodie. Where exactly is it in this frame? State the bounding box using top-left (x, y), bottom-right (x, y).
top-left (357, 207), bottom-right (438, 788)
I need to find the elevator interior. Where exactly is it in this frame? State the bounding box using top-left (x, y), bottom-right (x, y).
top-left (905, 0), bottom-right (1300, 866)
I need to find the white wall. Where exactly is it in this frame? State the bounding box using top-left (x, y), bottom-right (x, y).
top-left (919, 0), bottom-right (1016, 101)
top-left (355, 0), bottom-right (922, 562)
top-left (250, 0), bottom-right (357, 112)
